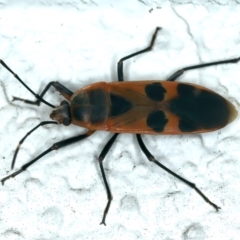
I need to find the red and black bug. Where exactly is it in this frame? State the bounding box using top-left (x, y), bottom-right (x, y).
top-left (0, 27), bottom-right (239, 225)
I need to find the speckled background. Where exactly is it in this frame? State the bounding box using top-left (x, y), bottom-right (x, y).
top-left (0, 1), bottom-right (240, 239)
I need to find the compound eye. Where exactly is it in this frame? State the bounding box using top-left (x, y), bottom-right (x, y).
top-left (61, 100), bottom-right (69, 106)
top-left (63, 117), bottom-right (71, 126)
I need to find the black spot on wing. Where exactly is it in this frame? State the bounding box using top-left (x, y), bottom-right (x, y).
top-left (147, 110), bottom-right (168, 132)
top-left (170, 83), bottom-right (230, 132)
top-left (145, 83), bottom-right (166, 101)
top-left (110, 93), bottom-right (133, 117)
top-left (179, 119), bottom-right (198, 132)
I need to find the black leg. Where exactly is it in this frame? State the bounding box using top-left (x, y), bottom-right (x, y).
top-left (136, 134), bottom-right (221, 211)
top-left (0, 130), bottom-right (95, 185)
top-left (11, 121), bottom-right (58, 170)
top-left (13, 81), bottom-right (73, 106)
top-left (167, 57), bottom-right (240, 81)
top-left (117, 27), bottom-right (161, 81)
top-left (52, 81), bottom-right (73, 101)
top-left (98, 133), bottom-right (119, 225)
top-left (13, 81), bottom-right (56, 106)
top-left (0, 59), bottom-right (55, 108)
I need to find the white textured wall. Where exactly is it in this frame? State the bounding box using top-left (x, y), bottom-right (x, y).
top-left (0, 1), bottom-right (240, 239)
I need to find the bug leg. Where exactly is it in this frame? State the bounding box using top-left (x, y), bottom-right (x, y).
top-left (117, 27), bottom-right (161, 81)
top-left (12, 81), bottom-right (56, 106)
top-left (51, 81), bottom-right (73, 101)
top-left (0, 130), bottom-right (95, 185)
top-left (98, 133), bottom-right (119, 225)
top-left (0, 59), bottom-right (55, 108)
top-left (11, 121), bottom-right (58, 170)
top-left (167, 57), bottom-right (240, 81)
top-left (136, 134), bottom-right (221, 212)
top-left (13, 81), bottom-right (73, 105)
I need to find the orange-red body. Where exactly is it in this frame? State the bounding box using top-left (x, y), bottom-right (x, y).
top-left (60, 81), bottom-right (237, 135)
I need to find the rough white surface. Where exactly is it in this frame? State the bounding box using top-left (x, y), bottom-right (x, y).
top-left (0, 1), bottom-right (240, 239)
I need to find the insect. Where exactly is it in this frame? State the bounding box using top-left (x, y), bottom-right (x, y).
top-left (0, 27), bottom-right (239, 225)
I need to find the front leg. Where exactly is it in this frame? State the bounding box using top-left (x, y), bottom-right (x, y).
top-left (0, 59), bottom-right (55, 108)
top-left (1, 130), bottom-right (95, 185)
top-left (13, 81), bottom-right (73, 105)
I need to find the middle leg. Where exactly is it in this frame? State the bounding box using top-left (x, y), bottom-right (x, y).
top-left (117, 27), bottom-right (161, 81)
top-left (98, 133), bottom-right (119, 225)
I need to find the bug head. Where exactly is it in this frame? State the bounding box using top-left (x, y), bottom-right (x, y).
top-left (50, 100), bottom-right (71, 126)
